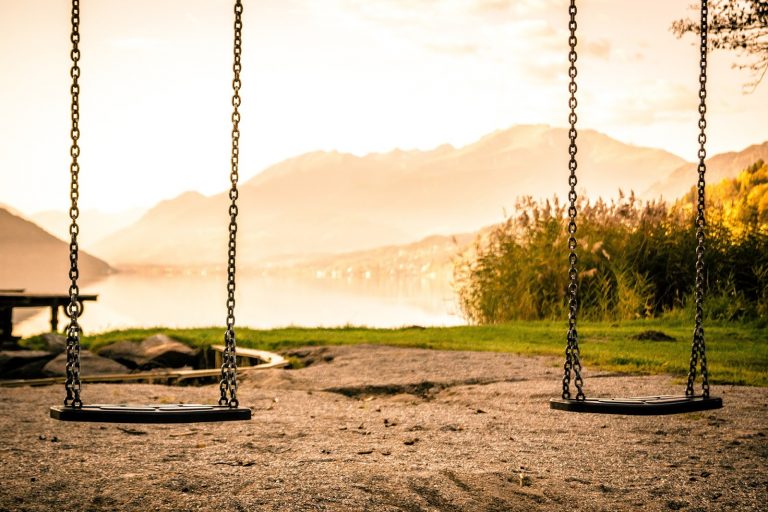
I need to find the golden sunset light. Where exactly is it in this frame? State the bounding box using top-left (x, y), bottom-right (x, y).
top-left (1, 2), bottom-right (767, 507)
top-left (1, 0), bottom-right (766, 213)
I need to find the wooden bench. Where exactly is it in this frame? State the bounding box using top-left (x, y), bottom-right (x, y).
top-left (0, 291), bottom-right (98, 343)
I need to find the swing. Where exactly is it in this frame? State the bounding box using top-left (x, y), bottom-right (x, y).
top-left (550, 0), bottom-right (723, 415)
top-left (49, 0), bottom-right (251, 423)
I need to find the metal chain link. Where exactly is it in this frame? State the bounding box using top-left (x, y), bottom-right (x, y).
top-left (686, 0), bottom-right (710, 398)
top-left (64, 0), bottom-right (83, 408)
top-left (562, 0), bottom-right (585, 401)
top-left (219, 0), bottom-right (243, 408)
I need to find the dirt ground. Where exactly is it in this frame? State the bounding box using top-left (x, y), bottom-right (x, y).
top-left (0, 345), bottom-right (765, 512)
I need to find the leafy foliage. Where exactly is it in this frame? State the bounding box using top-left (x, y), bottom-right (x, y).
top-left (455, 162), bottom-right (768, 323)
top-left (672, 0), bottom-right (768, 90)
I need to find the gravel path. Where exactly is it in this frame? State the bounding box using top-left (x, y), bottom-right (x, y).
top-left (1, 345), bottom-right (765, 511)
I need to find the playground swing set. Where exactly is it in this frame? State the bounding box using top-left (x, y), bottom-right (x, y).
top-left (49, 0), bottom-right (722, 424)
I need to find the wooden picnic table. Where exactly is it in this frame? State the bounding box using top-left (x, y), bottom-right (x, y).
top-left (0, 291), bottom-right (98, 342)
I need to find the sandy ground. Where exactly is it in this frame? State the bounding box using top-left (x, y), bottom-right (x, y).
top-left (0, 345), bottom-right (765, 512)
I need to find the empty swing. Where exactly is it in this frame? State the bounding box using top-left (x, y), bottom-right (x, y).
top-left (49, 0), bottom-right (251, 423)
top-left (549, 0), bottom-right (723, 415)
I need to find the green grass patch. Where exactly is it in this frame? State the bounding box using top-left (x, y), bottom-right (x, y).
top-left (27, 319), bottom-right (768, 387)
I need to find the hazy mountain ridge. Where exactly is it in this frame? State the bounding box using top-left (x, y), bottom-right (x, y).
top-left (0, 208), bottom-right (112, 293)
top-left (30, 207), bottom-right (146, 252)
top-left (90, 125), bottom-right (691, 267)
top-left (3, 127), bottom-right (766, 285)
top-left (645, 142), bottom-right (768, 199)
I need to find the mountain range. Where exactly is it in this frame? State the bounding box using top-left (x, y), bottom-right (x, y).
top-left (5, 125), bottom-right (766, 273)
top-left (30, 208), bottom-right (145, 250)
top-left (646, 141), bottom-right (768, 199)
top-left (89, 125), bottom-right (697, 267)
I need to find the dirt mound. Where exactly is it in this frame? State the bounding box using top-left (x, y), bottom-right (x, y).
top-left (631, 330), bottom-right (677, 341)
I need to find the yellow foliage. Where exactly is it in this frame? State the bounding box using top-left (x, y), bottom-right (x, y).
top-left (682, 160), bottom-right (768, 236)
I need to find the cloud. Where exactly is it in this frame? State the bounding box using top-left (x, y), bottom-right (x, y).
top-left (424, 42), bottom-right (480, 56)
top-left (333, 0), bottom-right (566, 70)
top-left (471, 0), bottom-right (561, 18)
top-left (585, 39), bottom-right (611, 60)
top-left (523, 58), bottom-right (566, 83)
top-left (109, 37), bottom-right (164, 51)
top-left (602, 81), bottom-right (699, 125)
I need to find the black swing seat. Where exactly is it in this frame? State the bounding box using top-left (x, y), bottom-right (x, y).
top-left (50, 403), bottom-right (252, 423)
top-left (549, 395), bottom-right (722, 415)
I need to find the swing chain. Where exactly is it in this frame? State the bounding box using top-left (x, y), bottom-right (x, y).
top-left (562, 0), bottom-right (585, 401)
top-left (219, 0), bottom-right (244, 408)
top-left (65, 0), bottom-right (83, 408)
top-left (686, 0), bottom-right (710, 398)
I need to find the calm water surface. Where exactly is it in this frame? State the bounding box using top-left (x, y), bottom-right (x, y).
top-left (15, 272), bottom-right (464, 336)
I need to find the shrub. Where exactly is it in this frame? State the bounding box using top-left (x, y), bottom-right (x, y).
top-left (455, 163), bottom-right (768, 324)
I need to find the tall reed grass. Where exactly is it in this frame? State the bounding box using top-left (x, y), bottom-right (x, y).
top-left (455, 162), bottom-right (768, 324)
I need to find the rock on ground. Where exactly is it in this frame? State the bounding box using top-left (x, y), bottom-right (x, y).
top-left (0, 345), bottom-right (765, 512)
top-left (42, 350), bottom-right (128, 377)
top-left (38, 333), bottom-right (67, 354)
top-left (97, 334), bottom-right (198, 370)
top-left (0, 350), bottom-right (57, 379)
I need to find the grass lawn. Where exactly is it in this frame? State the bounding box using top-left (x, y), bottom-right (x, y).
top-left (24, 318), bottom-right (766, 387)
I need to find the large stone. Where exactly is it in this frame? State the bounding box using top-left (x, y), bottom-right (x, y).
top-left (4, 359), bottom-right (52, 379)
top-left (97, 334), bottom-right (198, 370)
top-left (96, 340), bottom-right (146, 369)
top-left (39, 333), bottom-right (67, 354)
top-left (0, 350), bottom-right (56, 377)
top-left (42, 350), bottom-right (128, 377)
top-left (139, 334), bottom-right (199, 369)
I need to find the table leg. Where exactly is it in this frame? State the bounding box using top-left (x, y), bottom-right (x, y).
top-left (0, 307), bottom-right (13, 341)
top-left (51, 305), bottom-right (59, 332)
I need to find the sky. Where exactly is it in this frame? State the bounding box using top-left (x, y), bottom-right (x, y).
top-left (1, 0), bottom-right (767, 214)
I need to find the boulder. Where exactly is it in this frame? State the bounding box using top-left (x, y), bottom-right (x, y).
top-left (39, 333), bottom-right (67, 354)
top-left (96, 340), bottom-right (146, 369)
top-left (139, 334), bottom-right (199, 369)
top-left (42, 350), bottom-right (128, 377)
top-left (0, 350), bottom-right (56, 377)
top-left (97, 334), bottom-right (198, 370)
top-left (4, 359), bottom-right (53, 379)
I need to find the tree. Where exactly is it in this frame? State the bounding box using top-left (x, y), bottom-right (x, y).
top-left (672, 1), bottom-right (768, 91)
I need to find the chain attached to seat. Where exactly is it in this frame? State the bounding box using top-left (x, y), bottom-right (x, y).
top-left (686, 0), bottom-right (710, 398)
top-left (559, 0), bottom-right (712, 402)
top-left (60, 0), bottom-right (246, 410)
top-left (219, 0), bottom-right (244, 408)
top-left (64, 0), bottom-right (83, 408)
top-left (561, 0), bottom-right (585, 401)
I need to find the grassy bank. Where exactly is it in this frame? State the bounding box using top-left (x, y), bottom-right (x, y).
top-left (30, 319), bottom-right (766, 387)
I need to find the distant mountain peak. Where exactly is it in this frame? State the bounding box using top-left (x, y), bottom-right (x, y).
top-left (0, 208), bottom-right (111, 292)
top-left (645, 140), bottom-right (768, 199)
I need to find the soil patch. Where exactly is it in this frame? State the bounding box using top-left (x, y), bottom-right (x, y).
top-left (0, 345), bottom-right (765, 511)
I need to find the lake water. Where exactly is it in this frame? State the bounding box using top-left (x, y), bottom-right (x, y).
top-left (14, 272), bottom-right (465, 337)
